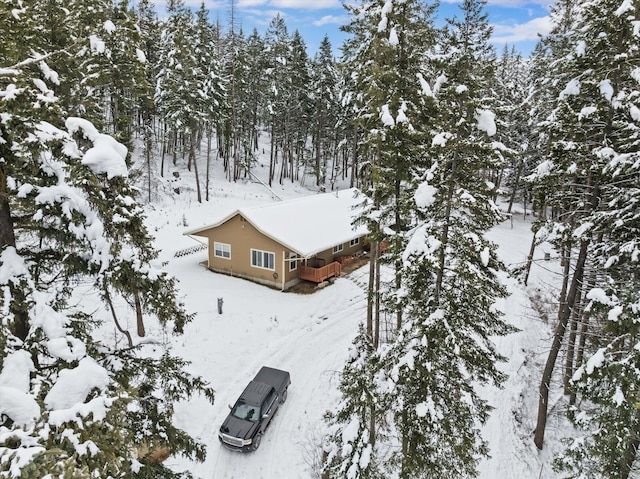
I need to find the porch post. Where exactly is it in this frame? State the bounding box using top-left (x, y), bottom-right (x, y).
top-left (281, 251), bottom-right (286, 291)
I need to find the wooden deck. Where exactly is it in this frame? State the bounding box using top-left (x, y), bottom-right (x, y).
top-left (297, 261), bottom-right (342, 283)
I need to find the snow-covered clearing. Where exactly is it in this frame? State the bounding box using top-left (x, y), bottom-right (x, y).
top-left (140, 167), bottom-right (566, 478)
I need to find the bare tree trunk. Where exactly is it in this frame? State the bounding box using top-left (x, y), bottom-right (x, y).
top-left (190, 131), bottom-right (202, 203)
top-left (160, 124), bottom-right (166, 178)
top-left (435, 158), bottom-right (457, 301)
top-left (507, 159), bottom-right (524, 214)
top-left (0, 168), bottom-right (29, 341)
top-left (350, 130), bottom-right (358, 188)
top-left (375, 247), bottom-right (381, 347)
top-left (105, 287), bottom-right (133, 348)
top-left (395, 180), bottom-right (404, 330)
top-left (206, 128), bottom-right (212, 201)
top-left (366, 238), bottom-right (378, 342)
top-left (315, 123), bottom-right (321, 186)
top-left (523, 230), bottom-right (537, 286)
top-left (134, 290), bottom-right (145, 337)
top-left (564, 265), bottom-right (599, 397)
top-left (569, 267), bottom-right (597, 405)
top-left (534, 239), bottom-right (589, 449)
top-left (0, 167), bottom-right (16, 249)
top-left (269, 123), bottom-right (275, 187)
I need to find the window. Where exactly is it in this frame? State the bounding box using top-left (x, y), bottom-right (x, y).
top-left (350, 238), bottom-right (360, 247)
top-left (333, 244), bottom-right (344, 254)
top-left (251, 249), bottom-right (275, 270)
top-left (214, 242), bottom-right (231, 259)
top-left (289, 253), bottom-right (297, 271)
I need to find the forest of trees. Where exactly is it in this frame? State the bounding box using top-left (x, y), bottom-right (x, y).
top-left (1, 0), bottom-right (639, 478)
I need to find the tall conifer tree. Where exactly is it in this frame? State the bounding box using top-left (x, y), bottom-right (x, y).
top-left (385, 1), bottom-right (515, 476)
top-left (0, 2), bottom-right (214, 476)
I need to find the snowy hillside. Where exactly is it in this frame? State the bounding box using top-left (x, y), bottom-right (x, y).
top-left (137, 160), bottom-right (569, 479)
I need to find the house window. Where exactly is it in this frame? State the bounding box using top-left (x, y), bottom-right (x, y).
top-left (350, 238), bottom-right (360, 247)
top-left (214, 242), bottom-right (231, 259)
top-left (251, 249), bottom-right (275, 270)
top-left (333, 244), bottom-right (344, 254)
top-left (289, 253), bottom-right (297, 271)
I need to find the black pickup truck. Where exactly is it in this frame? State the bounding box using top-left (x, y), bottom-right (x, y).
top-left (218, 366), bottom-right (291, 452)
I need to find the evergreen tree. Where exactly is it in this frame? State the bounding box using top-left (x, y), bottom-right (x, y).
top-left (386, 0), bottom-right (515, 476)
top-left (194, 2), bottom-right (225, 193)
top-left (322, 326), bottom-right (385, 479)
top-left (340, 0), bottom-right (439, 339)
top-left (136, 0), bottom-right (161, 202)
top-left (0, 2), bottom-right (213, 476)
top-left (310, 35), bottom-right (340, 188)
top-left (155, 0), bottom-right (217, 201)
top-left (263, 14), bottom-right (291, 186)
top-left (529, 0), bottom-right (640, 475)
top-left (280, 30), bottom-right (312, 184)
top-left (98, 0), bottom-right (151, 150)
top-left (493, 46), bottom-right (529, 213)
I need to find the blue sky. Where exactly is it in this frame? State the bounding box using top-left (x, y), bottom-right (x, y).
top-left (173, 0), bottom-right (556, 57)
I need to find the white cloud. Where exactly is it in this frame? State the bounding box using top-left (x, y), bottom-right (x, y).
top-left (441, 0), bottom-right (553, 7)
top-left (243, 8), bottom-right (288, 26)
top-left (313, 14), bottom-right (349, 27)
top-left (491, 15), bottom-right (553, 44)
top-left (270, 0), bottom-right (340, 8)
top-left (237, 0), bottom-right (268, 7)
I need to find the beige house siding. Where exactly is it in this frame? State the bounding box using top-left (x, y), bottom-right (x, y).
top-left (194, 214), bottom-right (300, 290)
top-left (190, 213), bottom-right (366, 290)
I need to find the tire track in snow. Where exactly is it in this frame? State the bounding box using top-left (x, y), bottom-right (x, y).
top-left (206, 280), bottom-right (367, 479)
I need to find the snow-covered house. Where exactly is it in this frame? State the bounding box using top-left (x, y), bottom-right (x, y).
top-left (184, 188), bottom-right (369, 290)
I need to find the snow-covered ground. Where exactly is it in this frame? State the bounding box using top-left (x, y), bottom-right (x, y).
top-left (138, 159), bottom-right (568, 478)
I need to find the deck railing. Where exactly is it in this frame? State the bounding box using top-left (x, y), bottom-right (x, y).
top-left (297, 261), bottom-right (342, 283)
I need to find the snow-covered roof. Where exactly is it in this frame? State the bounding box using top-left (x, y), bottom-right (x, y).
top-left (185, 188), bottom-right (369, 258)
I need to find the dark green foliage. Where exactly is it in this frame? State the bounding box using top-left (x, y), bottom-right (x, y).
top-left (323, 326), bottom-right (385, 479)
top-left (0, 1), bottom-right (214, 477)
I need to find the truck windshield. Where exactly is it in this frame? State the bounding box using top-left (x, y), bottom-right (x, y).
top-left (232, 402), bottom-right (260, 422)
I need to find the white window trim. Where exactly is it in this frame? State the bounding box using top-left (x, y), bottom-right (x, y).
top-left (333, 244), bottom-right (344, 254)
top-left (214, 242), bottom-right (231, 259)
top-left (251, 248), bottom-right (276, 271)
top-left (350, 238), bottom-right (360, 247)
top-left (289, 253), bottom-right (298, 271)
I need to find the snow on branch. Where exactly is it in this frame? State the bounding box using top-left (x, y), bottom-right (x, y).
top-left (66, 117), bottom-right (128, 179)
top-left (475, 109), bottom-right (497, 136)
top-left (0, 48), bottom-right (73, 77)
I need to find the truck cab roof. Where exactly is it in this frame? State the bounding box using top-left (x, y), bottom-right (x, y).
top-left (239, 381), bottom-right (273, 406)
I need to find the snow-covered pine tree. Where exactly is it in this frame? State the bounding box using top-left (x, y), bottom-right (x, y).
top-left (493, 46), bottom-right (529, 213)
top-left (94, 0), bottom-right (151, 151)
top-left (194, 2), bottom-right (225, 194)
top-left (136, 0), bottom-right (161, 202)
top-left (30, 0), bottom-right (113, 126)
top-left (0, 1), bottom-right (213, 476)
top-left (534, 0), bottom-right (640, 476)
top-left (242, 29), bottom-right (267, 156)
top-left (282, 30), bottom-right (312, 184)
top-left (527, 0), bottom-right (617, 451)
top-left (263, 14), bottom-right (291, 186)
top-left (385, 0), bottom-right (516, 476)
top-left (324, 1), bottom-right (440, 477)
top-left (310, 35), bottom-right (340, 188)
top-left (340, 0), bottom-right (438, 339)
top-left (155, 0), bottom-right (215, 201)
top-left (322, 326), bottom-right (385, 479)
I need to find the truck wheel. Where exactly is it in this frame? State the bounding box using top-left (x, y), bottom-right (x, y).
top-left (253, 434), bottom-right (262, 451)
top-left (280, 388), bottom-right (288, 404)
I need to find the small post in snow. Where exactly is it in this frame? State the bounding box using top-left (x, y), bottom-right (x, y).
top-left (217, 297), bottom-right (223, 314)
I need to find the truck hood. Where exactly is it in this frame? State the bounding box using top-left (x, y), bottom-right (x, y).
top-left (219, 415), bottom-right (259, 440)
